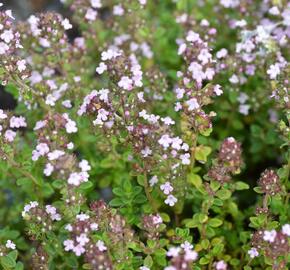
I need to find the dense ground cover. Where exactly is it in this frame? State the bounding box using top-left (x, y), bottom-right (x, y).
top-left (0, 0), bottom-right (289, 269)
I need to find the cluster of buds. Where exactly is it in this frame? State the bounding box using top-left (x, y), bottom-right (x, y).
top-left (258, 169), bottom-right (281, 196)
top-left (22, 12), bottom-right (71, 53)
top-left (70, 0), bottom-right (102, 23)
top-left (63, 211), bottom-right (112, 269)
top-left (208, 137), bottom-right (242, 184)
top-left (96, 49), bottom-right (143, 91)
top-left (270, 66), bottom-right (290, 110)
top-left (249, 225), bottom-right (290, 268)
top-left (0, 239), bottom-right (16, 257)
top-left (22, 201), bottom-right (61, 238)
top-left (142, 214), bottom-right (163, 240)
top-left (78, 89), bottom-right (114, 128)
top-left (0, 110), bottom-right (27, 148)
top-left (0, 6), bottom-right (29, 83)
top-left (175, 29), bottom-right (223, 136)
top-left (165, 241), bottom-right (198, 270)
top-left (31, 246), bottom-right (49, 270)
top-left (91, 200), bottom-right (134, 246)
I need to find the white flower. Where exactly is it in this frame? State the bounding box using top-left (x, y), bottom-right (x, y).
top-left (167, 247), bottom-right (181, 257)
top-left (158, 134), bottom-right (172, 149)
top-left (65, 224), bottom-right (73, 231)
top-left (160, 182), bottom-right (173, 195)
top-left (1, 30), bottom-right (14, 43)
top-left (10, 116), bottom-right (27, 128)
top-left (91, 0), bottom-right (102, 8)
top-left (161, 117), bottom-right (175, 125)
top-left (216, 48), bottom-right (228, 59)
top-left (165, 195), bottom-right (177, 207)
top-left (0, 42), bottom-right (9, 54)
top-left (76, 233), bottom-right (89, 246)
top-left (76, 213), bottom-right (89, 221)
top-left (63, 239), bottom-right (74, 251)
top-left (180, 153), bottom-right (190, 165)
top-left (181, 241), bottom-right (193, 251)
top-left (186, 31), bottom-right (200, 42)
top-left (39, 38), bottom-right (50, 48)
top-left (186, 98), bottom-right (200, 110)
top-left (6, 240), bottom-right (16, 250)
top-left (44, 163), bottom-right (54, 176)
top-left (229, 74), bottom-right (239, 84)
top-left (118, 76), bottom-right (133, 90)
top-left (62, 100), bottom-right (72, 108)
top-left (184, 250), bottom-right (198, 261)
top-left (216, 260), bottom-right (227, 270)
top-left (149, 175), bottom-right (158, 186)
top-left (113, 5), bottom-right (124, 16)
top-left (269, 6), bottom-right (280, 16)
top-left (90, 223), bottom-right (99, 231)
top-left (61, 18), bottom-right (72, 30)
top-left (263, 230), bottom-right (277, 243)
top-left (141, 146), bottom-right (152, 157)
top-left (96, 240), bottom-right (107, 251)
top-left (73, 244), bottom-right (85, 256)
top-left (79, 160), bottom-right (91, 172)
top-left (17, 60), bottom-right (27, 72)
top-left (248, 247), bottom-right (259, 258)
top-left (4, 130), bottom-right (16, 142)
top-left (96, 62), bottom-right (107, 74)
top-left (214, 85), bottom-right (223, 96)
top-left (282, 224), bottom-right (290, 236)
top-left (48, 150), bottom-right (65, 161)
top-left (175, 88), bottom-right (185, 99)
top-left (85, 8), bottom-right (97, 21)
top-left (267, 64), bottom-right (280, 80)
top-left (65, 118), bottom-right (78, 134)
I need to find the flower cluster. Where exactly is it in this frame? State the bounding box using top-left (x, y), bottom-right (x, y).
top-left (0, 110), bottom-right (26, 147)
top-left (208, 137), bottom-right (242, 184)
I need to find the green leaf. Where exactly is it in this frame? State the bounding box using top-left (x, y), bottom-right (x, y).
top-left (79, 181), bottom-right (93, 190)
top-left (1, 255), bottom-right (16, 268)
top-left (109, 198), bottom-right (123, 207)
top-left (208, 218), bottom-right (223, 227)
top-left (199, 257), bottom-right (210, 265)
top-left (216, 189), bottom-right (232, 200)
top-left (144, 255), bottom-right (153, 267)
top-left (187, 173), bottom-right (202, 188)
top-left (7, 250), bottom-right (18, 261)
top-left (235, 181), bottom-right (249, 190)
top-left (212, 243), bottom-right (224, 255)
top-left (194, 146), bottom-right (212, 163)
top-left (253, 187), bottom-right (264, 194)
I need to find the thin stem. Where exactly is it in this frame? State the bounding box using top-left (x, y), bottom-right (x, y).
top-left (143, 171), bottom-right (158, 213)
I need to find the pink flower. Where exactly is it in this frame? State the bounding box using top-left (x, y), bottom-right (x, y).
top-left (10, 116), bottom-right (27, 128)
top-left (248, 247), bottom-right (259, 258)
top-left (63, 239), bottom-right (74, 251)
top-left (216, 260), bottom-right (227, 270)
top-left (96, 62), bottom-right (107, 74)
top-left (160, 182), bottom-right (173, 195)
top-left (96, 240), bottom-right (107, 251)
top-left (61, 18), bottom-right (72, 30)
top-left (1, 30), bottom-right (14, 43)
top-left (73, 244), bottom-right (85, 256)
top-left (17, 60), bottom-right (27, 72)
top-left (4, 130), bottom-right (16, 142)
top-left (85, 8), bottom-right (97, 21)
top-left (6, 240), bottom-right (16, 250)
top-left (118, 76), bottom-right (133, 90)
top-left (165, 195), bottom-right (177, 206)
top-left (158, 134), bottom-right (172, 149)
top-left (186, 98), bottom-right (200, 111)
top-left (263, 230), bottom-right (277, 242)
top-left (267, 64), bottom-right (280, 80)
